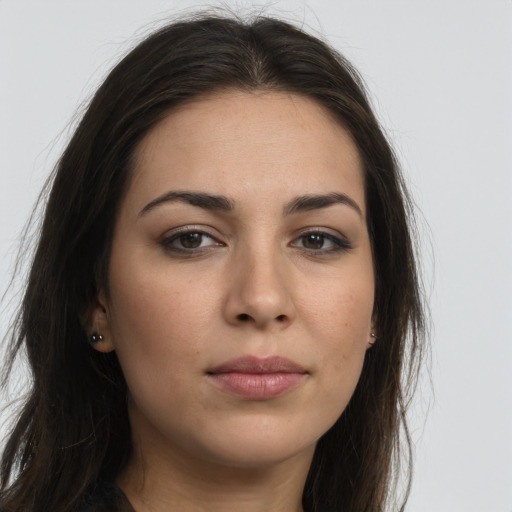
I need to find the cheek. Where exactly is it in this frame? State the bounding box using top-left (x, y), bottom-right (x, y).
top-left (105, 263), bottom-right (214, 386)
top-left (306, 276), bottom-right (374, 346)
top-left (106, 282), bottom-right (204, 426)
top-left (304, 276), bottom-right (373, 403)
top-left (108, 255), bottom-right (215, 338)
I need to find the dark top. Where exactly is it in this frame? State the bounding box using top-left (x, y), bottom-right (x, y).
top-left (77, 480), bottom-right (135, 512)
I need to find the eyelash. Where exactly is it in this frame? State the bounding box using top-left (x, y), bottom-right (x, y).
top-left (160, 227), bottom-right (352, 257)
top-left (291, 229), bottom-right (352, 255)
top-left (160, 227), bottom-right (222, 256)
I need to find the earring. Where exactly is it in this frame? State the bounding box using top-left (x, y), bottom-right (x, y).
top-left (369, 332), bottom-right (377, 346)
top-left (90, 332), bottom-right (104, 343)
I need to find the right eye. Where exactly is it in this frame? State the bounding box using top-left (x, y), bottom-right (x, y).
top-left (160, 228), bottom-right (223, 255)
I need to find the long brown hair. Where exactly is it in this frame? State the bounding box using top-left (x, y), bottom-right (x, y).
top-left (1, 13), bottom-right (427, 512)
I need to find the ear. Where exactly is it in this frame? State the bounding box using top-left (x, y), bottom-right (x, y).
top-left (367, 317), bottom-right (378, 349)
top-left (84, 291), bottom-right (115, 353)
top-left (367, 330), bottom-right (377, 349)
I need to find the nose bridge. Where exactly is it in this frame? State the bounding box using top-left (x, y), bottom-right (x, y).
top-left (225, 235), bottom-right (294, 328)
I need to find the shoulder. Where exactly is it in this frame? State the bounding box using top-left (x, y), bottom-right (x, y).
top-left (75, 480), bottom-right (135, 512)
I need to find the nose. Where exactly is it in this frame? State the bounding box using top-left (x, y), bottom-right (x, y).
top-left (223, 246), bottom-right (296, 330)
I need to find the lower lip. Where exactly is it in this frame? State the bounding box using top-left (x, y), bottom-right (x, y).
top-left (208, 372), bottom-right (306, 400)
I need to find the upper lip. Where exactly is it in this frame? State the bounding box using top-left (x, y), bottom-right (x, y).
top-left (208, 355), bottom-right (307, 374)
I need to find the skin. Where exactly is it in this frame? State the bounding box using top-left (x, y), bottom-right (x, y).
top-left (91, 90), bottom-right (376, 512)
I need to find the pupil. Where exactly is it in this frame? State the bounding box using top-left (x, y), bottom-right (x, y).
top-left (181, 233), bottom-right (202, 248)
top-left (304, 234), bottom-right (324, 249)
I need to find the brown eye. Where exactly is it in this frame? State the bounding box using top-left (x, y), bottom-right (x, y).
top-left (179, 232), bottom-right (203, 248)
top-left (161, 229), bottom-right (223, 255)
top-left (302, 233), bottom-right (325, 249)
top-left (290, 230), bottom-right (352, 255)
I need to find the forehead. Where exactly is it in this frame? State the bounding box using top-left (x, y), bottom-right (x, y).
top-left (128, 90), bottom-right (365, 215)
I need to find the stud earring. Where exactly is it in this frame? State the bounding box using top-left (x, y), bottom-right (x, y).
top-left (369, 332), bottom-right (377, 346)
top-left (90, 332), bottom-right (104, 343)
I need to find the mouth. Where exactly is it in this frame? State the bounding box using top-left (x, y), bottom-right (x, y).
top-left (207, 355), bottom-right (308, 400)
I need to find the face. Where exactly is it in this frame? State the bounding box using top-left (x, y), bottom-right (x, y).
top-left (93, 90), bottom-right (375, 471)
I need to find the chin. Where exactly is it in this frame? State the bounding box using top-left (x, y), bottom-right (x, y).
top-left (187, 418), bottom-right (322, 470)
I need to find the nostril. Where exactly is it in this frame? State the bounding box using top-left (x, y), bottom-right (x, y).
top-left (235, 313), bottom-right (288, 324)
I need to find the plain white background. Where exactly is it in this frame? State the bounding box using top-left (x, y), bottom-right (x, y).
top-left (1, 1), bottom-right (511, 510)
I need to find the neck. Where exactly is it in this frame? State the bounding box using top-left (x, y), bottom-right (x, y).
top-left (117, 434), bottom-right (312, 512)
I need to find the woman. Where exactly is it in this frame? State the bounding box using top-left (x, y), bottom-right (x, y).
top-left (0, 13), bottom-right (426, 512)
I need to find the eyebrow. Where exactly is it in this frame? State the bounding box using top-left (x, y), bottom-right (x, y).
top-left (283, 193), bottom-right (363, 218)
top-left (139, 190), bottom-right (362, 218)
top-left (139, 191), bottom-right (235, 216)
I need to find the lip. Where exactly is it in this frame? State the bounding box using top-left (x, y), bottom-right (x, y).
top-left (207, 356), bottom-right (308, 400)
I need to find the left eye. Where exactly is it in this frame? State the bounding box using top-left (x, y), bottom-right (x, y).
top-left (300, 233), bottom-right (329, 250)
top-left (291, 231), bottom-right (351, 253)
top-left (176, 232), bottom-right (208, 249)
